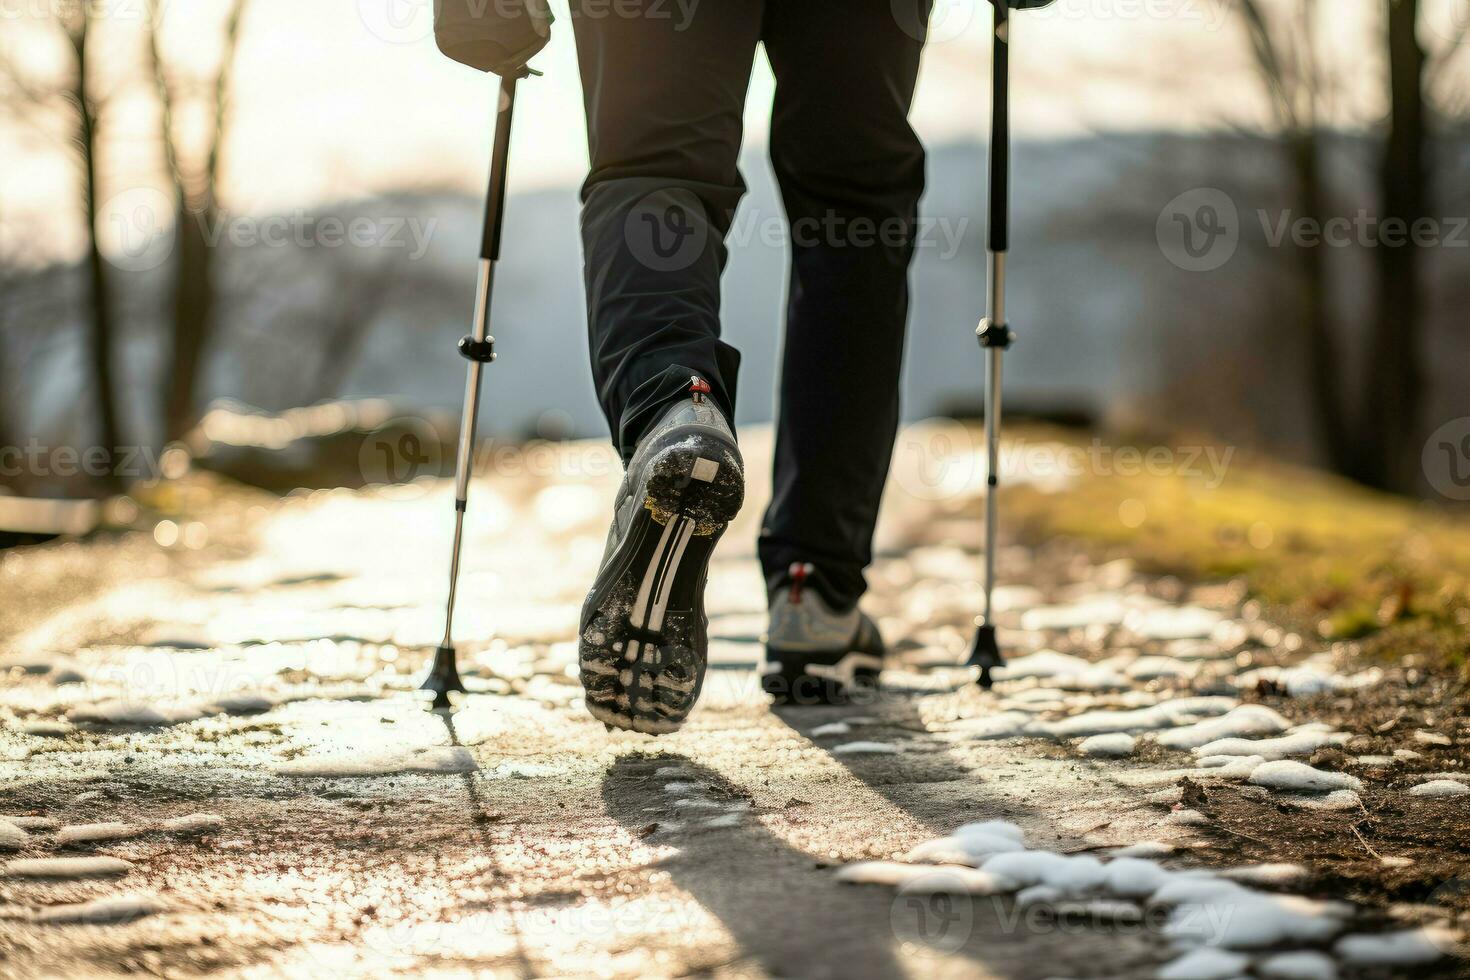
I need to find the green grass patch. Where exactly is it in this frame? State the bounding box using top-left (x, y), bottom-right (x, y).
top-left (992, 424), bottom-right (1470, 675)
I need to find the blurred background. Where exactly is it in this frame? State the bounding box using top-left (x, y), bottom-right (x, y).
top-left (2, 0), bottom-right (1468, 534)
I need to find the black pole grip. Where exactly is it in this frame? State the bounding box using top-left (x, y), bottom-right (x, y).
top-left (480, 73), bottom-right (518, 262)
top-left (989, 0), bottom-right (1010, 254)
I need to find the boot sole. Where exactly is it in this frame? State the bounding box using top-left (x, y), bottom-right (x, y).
top-left (580, 430), bottom-right (743, 734)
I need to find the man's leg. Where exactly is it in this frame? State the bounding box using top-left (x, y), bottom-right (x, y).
top-left (572, 0), bottom-right (762, 460)
top-left (758, 1), bottom-right (930, 608)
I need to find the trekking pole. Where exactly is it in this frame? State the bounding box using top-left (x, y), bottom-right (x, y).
top-left (421, 71), bottom-right (523, 709)
top-left (966, 0), bottom-right (1013, 689)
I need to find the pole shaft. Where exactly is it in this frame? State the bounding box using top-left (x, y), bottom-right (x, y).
top-left (981, 0), bottom-right (1011, 627)
top-left (442, 75), bottom-right (518, 651)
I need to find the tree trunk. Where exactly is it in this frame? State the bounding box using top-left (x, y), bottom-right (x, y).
top-left (74, 16), bottom-right (124, 489)
top-left (162, 203), bottom-right (215, 442)
top-left (1290, 130), bottom-right (1352, 472)
top-left (1357, 0), bottom-right (1427, 490)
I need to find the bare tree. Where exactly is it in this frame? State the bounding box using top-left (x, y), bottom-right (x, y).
top-left (1233, 0), bottom-right (1463, 492)
top-left (146, 0), bottom-right (250, 443)
top-left (0, 3), bottom-right (126, 487)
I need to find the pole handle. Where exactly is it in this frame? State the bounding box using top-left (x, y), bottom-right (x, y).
top-left (480, 73), bottom-right (518, 262)
top-left (988, 0), bottom-right (1010, 255)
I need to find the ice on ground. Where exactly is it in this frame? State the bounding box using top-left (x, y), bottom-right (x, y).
top-left (1156, 948), bottom-right (1250, 980)
top-left (1256, 950), bottom-right (1338, 980)
top-left (1016, 884), bottom-right (1064, 907)
top-left (1126, 606), bottom-right (1221, 641)
top-left (1034, 697), bottom-right (1236, 738)
top-left (273, 746), bottom-right (477, 777)
top-left (4, 856), bottom-right (133, 878)
top-left (1413, 730), bottom-right (1452, 747)
top-left (1103, 857), bottom-right (1173, 897)
top-left (982, 851), bottom-right (1105, 894)
top-left (57, 822), bottom-right (139, 845)
top-left (1394, 749), bottom-right (1421, 759)
top-left (1288, 790), bottom-right (1362, 812)
top-left (1078, 733), bottom-right (1136, 758)
top-left (830, 741), bottom-right (898, 756)
top-left (809, 722), bottom-right (851, 737)
top-left (835, 861), bottom-right (940, 886)
top-left (894, 867), bottom-right (1020, 896)
top-left (1155, 705), bottom-right (1291, 750)
top-left (1333, 926), bottom-right (1454, 965)
top-left (906, 833), bottom-right (1023, 865)
top-left (4, 816), bottom-right (56, 831)
top-left (1020, 596), bottom-right (1133, 632)
top-left (942, 712), bottom-right (1032, 740)
top-left (955, 820), bottom-right (1025, 843)
top-left (21, 720), bottom-right (72, 737)
top-left (1248, 761), bottom-right (1363, 793)
top-left (1409, 779), bottom-right (1469, 797)
top-left (992, 650), bottom-right (1091, 681)
top-left (1165, 808), bottom-right (1210, 826)
top-left (34, 894), bottom-right (167, 924)
top-left (1193, 731), bottom-right (1347, 761)
top-left (1165, 892), bottom-right (1349, 948)
top-left (162, 813), bottom-right (226, 833)
top-left (1125, 656), bottom-right (1198, 681)
top-left (1194, 754), bottom-right (1267, 778)
top-left (0, 820), bottom-right (27, 849)
top-left (1220, 863), bottom-right (1308, 887)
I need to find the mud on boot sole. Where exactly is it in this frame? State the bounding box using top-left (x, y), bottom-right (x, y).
top-left (579, 433), bottom-right (743, 734)
top-left (761, 650), bottom-right (883, 707)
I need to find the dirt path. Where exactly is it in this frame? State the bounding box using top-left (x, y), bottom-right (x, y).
top-left (1, 427), bottom-right (1463, 978)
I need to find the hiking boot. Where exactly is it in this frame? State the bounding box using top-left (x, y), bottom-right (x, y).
top-left (761, 563), bottom-right (884, 705)
top-left (579, 377), bottom-right (744, 734)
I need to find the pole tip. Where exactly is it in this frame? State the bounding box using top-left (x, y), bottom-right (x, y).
top-left (420, 644), bottom-right (468, 708)
top-left (965, 624), bottom-right (1005, 689)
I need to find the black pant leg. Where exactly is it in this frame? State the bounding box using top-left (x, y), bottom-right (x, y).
top-left (757, 1), bottom-right (931, 608)
top-left (572, 0), bottom-right (763, 460)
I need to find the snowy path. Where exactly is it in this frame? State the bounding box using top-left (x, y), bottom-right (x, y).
top-left (0, 425), bottom-right (1461, 978)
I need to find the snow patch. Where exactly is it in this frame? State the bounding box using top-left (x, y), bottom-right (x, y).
top-left (1333, 926), bottom-right (1455, 966)
top-left (1256, 950), bottom-right (1338, 980)
top-left (34, 894), bottom-right (166, 924)
top-left (162, 813), bottom-right (225, 833)
top-left (273, 746), bottom-right (477, 777)
top-left (1156, 948), bottom-right (1250, 980)
top-left (1248, 761), bottom-right (1363, 793)
top-left (57, 822), bottom-right (139, 845)
top-left (1077, 732), bottom-right (1136, 758)
top-left (1193, 730), bottom-right (1347, 761)
top-left (1409, 779), bottom-right (1469, 797)
top-left (1155, 705), bottom-right (1291, 750)
top-left (5, 856), bottom-right (133, 878)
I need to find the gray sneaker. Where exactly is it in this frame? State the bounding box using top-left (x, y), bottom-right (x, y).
top-left (579, 377), bottom-right (744, 733)
top-left (761, 563), bottom-right (884, 705)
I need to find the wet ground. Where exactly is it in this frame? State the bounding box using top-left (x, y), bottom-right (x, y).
top-left (1, 425), bottom-right (1465, 979)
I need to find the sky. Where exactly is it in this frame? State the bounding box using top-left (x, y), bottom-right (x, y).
top-left (0, 0), bottom-right (1464, 264)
